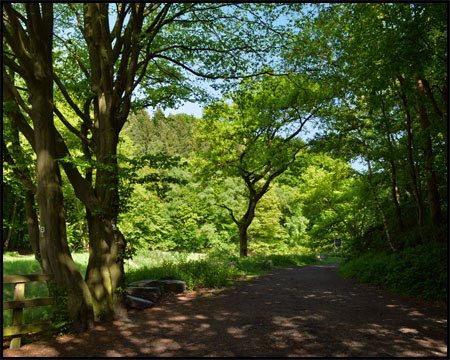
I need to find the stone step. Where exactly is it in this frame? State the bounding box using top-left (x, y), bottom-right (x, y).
top-left (128, 280), bottom-right (161, 288)
top-left (127, 279), bottom-right (187, 293)
top-left (126, 286), bottom-right (161, 302)
top-left (125, 295), bottom-right (154, 309)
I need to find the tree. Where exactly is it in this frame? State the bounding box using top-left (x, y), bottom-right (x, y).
top-left (295, 153), bottom-right (364, 252)
top-left (4, 2), bottom-right (294, 322)
top-left (123, 109), bottom-right (196, 158)
top-left (2, 3), bottom-right (95, 331)
top-left (194, 75), bottom-right (326, 256)
top-left (50, 2), bottom-right (294, 319)
top-left (305, 2), bottom-right (447, 251)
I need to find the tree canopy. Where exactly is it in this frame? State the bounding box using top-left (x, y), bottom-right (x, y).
top-left (3, 2), bottom-right (447, 332)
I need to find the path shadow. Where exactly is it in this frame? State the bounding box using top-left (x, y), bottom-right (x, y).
top-left (3, 264), bottom-right (447, 357)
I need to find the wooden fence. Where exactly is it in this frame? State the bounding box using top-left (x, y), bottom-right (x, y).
top-left (3, 274), bottom-right (55, 349)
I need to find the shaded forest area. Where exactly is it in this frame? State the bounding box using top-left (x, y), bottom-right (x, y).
top-left (3, 3), bottom-right (447, 331)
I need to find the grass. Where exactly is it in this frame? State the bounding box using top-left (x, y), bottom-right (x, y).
top-left (3, 249), bottom-right (320, 328)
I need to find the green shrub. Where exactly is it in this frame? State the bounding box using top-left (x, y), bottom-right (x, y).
top-left (339, 243), bottom-right (447, 302)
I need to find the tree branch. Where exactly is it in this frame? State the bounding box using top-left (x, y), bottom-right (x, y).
top-left (68, 3), bottom-right (87, 40)
top-left (153, 54), bottom-right (282, 80)
top-left (2, 69), bottom-right (33, 118)
top-left (53, 72), bottom-right (89, 122)
top-left (216, 203), bottom-right (239, 225)
top-left (53, 106), bottom-right (91, 146)
top-left (54, 34), bottom-right (90, 79)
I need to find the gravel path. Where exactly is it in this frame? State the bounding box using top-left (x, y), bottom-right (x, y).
top-left (3, 263), bottom-right (447, 357)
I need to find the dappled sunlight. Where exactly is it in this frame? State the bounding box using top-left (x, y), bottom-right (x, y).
top-left (398, 327), bottom-right (419, 334)
top-left (194, 314), bottom-right (207, 320)
top-left (408, 310), bottom-right (424, 317)
top-left (168, 315), bottom-right (188, 321)
top-left (3, 265), bottom-right (447, 357)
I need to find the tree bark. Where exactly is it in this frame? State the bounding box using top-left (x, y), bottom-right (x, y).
top-left (356, 126), bottom-right (396, 253)
top-left (85, 214), bottom-right (127, 320)
top-left (397, 75), bottom-right (425, 243)
top-left (380, 99), bottom-right (406, 235)
top-left (420, 76), bottom-right (447, 145)
top-left (83, 90), bottom-right (127, 321)
top-left (4, 196), bottom-right (17, 251)
top-left (76, 3), bottom-right (140, 320)
top-left (238, 198), bottom-right (258, 257)
top-left (24, 190), bottom-right (42, 265)
top-left (415, 72), bottom-right (443, 241)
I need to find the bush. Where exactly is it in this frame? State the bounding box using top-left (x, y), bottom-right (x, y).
top-left (339, 243), bottom-right (447, 302)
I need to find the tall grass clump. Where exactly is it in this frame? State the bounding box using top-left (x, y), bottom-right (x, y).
top-left (339, 242), bottom-right (447, 302)
top-left (125, 256), bottom-right (240, 290)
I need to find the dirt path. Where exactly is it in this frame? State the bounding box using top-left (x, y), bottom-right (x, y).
top-left (3, 263), bottom-right (447, 357)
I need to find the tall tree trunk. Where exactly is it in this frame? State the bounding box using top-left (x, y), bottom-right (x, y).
top-left (389, 162), bottom-right (405, 232)
top-left (4, 196), bottom-right (17, 251)
top-left (32, 86), bottom-right (95, 332)
top-left (415, 72), bottom-right (443, 241)
top-left (356, 127), bottom-right (396, 253)
top-left (84, 106), bottom-right (127, 320)
top-left (85, 214), bottom-right (127, 320)
top-left (237, 178), bottom-right (274, 257)
top-left (238, 199), bottom-right (258, 257)
top-left (238, 225), bottom-right (249, 257)
top-left (380, 98), bottom-right (406, 234)
top-left (3, 3), bottom-right (95, 332)
top-left (24, 190), bottom-right (42, 266)
top-left (420, 76), bottom-right (447, 145)
top-left (397, 75), bottom-right (425, 243)
top-left (79, 3), bottom-right (128, 321)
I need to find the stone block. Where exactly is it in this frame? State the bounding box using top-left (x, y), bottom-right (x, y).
top-left (160, 280), bottom-right (186, 293)
top-left (128, 280), bottom-right (161, 288)
top-left (126, 286), bottom-right (161, 302)
top-left (125, 295), bottom-right (154, 309)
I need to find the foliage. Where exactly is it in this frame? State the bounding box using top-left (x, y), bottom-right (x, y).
top-left (339, 243), bottom-right (447, 302)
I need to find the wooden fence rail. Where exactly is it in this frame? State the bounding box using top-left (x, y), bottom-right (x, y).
top-left (3, 274), bottom-right (55, 349)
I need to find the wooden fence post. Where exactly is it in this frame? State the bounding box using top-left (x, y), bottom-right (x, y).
top-left (10, 282), bottom-right (25, 349)
top-left (3, 274), bottom-right (55, 349)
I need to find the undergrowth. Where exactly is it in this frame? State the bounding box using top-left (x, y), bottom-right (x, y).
top-left (125, 252), bottom-right (319, 290)
top-left (3, 250), bottom-right (319, 327)
top-left (338, 242), bottom-right (447, 302)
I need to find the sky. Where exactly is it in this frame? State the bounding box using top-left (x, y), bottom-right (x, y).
top-left (163, 101), bottom-right (203, 119)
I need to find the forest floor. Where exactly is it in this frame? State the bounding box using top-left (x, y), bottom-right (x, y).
top-left (3, 263), bottom-right (447, 357)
